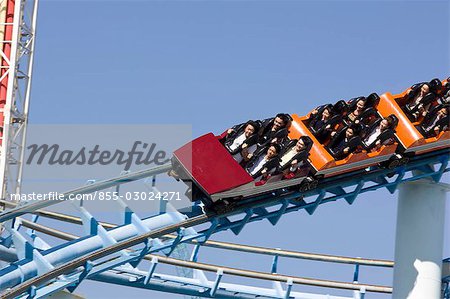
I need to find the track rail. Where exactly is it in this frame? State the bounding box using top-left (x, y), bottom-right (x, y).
top-left (8, 216), bottom-right (395, 269)
top-left (1, 214), bottom-right (208, 299)
top-left (0, 0), bottom-right (445, 296)
top-left (0, 215), bottom-right (392, 299)
top-left (0, 149), bottom-right (447, 298)
top-left (0, 197), bottom-right (394, 268)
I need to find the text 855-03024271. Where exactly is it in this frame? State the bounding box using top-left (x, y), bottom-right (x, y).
top-left (94, 191), bottom-right (181, 201)
top-left (9, 191), bottom-right (182, 202)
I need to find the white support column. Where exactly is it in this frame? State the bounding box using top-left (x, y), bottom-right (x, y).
top-left (393, 179), bottom-right (448, 299)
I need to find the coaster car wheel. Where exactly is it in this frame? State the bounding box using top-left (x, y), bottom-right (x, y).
top-left (213, 200), bottom-right (235, 214)
top-left (308, 179), bottom-right (318, 190)
top-left (299, 182), bottom-right (310, 192)
top-left (399, 156), bottom-right (410, 165)
top-left (387, 158), bottom-right (400, 170)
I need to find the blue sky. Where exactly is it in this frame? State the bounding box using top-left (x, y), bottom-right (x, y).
top-left (28, 0), bottom-right (449, 298)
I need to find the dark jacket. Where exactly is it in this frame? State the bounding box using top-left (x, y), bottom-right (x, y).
top-left (245, 145), bottom-right (281, 179)
top-left (277, 137), bottom-right (313, 172)
top-left (328, 127), bottom-right (361, 159)
top-left (224, 121), bottom-right (260, 155)
top-left (258, 117), bottom-right (289, 146)
top-left (404, 84), bottom-right (436, 120)
top-left (362, 118), bottom-right (397, 150)
top-left (420, 104), bottom-right (450, 137)
top-left (309, 114), bottom-right (342, 142)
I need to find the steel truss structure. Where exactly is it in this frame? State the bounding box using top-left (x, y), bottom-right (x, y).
top-left (0, 148), bottom-right (447, 299)
top-left (0, 1), bottom-right (447, 298)
top-left (0, 0), bottom-right (38, 204)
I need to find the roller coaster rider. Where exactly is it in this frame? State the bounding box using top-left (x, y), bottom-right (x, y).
top-left (328, 124), bottom-right (362, 160)
top-left (419, 105), bottom-right (449, 138)
top-left (362, 115), bottom-right (398, 152)
top-left (245, 143), bottom-right (281, 180)
top-left (278, 136), bottom-right (313, 179)
top-left (221, 120), bottom-right (260, 163)
top-left (257, 113), bottom-right (291, 146)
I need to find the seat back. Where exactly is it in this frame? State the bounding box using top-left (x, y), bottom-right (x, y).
top-left (366, 92), bottom-right (380, 107)
top-left (363, 118), bottom-right (381, 137)
top-left (333, 100), bottom-right (349, 115)
top-left (429, 78), bottom-right (443, 94)
top-left (347, 135), bottom-right (362, 151)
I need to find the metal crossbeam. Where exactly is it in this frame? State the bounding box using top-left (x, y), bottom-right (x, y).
top-left (0, 149), bottom-right (447, 298)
